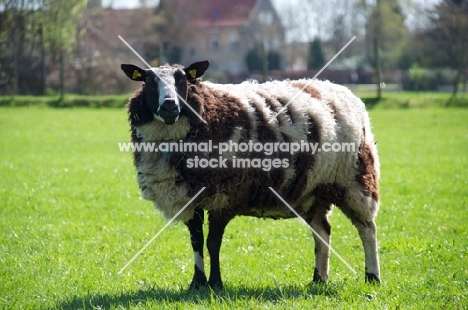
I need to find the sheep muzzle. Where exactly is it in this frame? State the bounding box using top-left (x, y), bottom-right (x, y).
top-left (158, 99), bottom-right (180, 125)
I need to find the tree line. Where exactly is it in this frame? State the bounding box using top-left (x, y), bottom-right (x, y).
top-left (279, 0), bottom-right (467, 95)
top-left (0, 0), bottom-right (87, 96)
top-left (0, 0), bottom-right (466, 96)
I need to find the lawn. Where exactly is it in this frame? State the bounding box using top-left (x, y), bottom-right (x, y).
top-left (0, 106), bottom-right (467, 309)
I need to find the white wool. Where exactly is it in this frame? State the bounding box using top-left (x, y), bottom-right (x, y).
top-left (134, 78), bottom-right (379, 223)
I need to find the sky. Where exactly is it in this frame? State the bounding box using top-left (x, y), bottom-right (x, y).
top-left (101, 0), bottom-right (285, 9)
top-left (101, 0), bottom-right (156, 9)
top-left (101, 0), bottom-right (437, 10)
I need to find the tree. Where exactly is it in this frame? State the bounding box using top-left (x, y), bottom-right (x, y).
top-left (308, 38), bottom-right (325, 70)
top-left (246, 46), bottom-right (262, 71)
top-left (0, 0), bottom-right (45, 95)
top-left (365, 0), bottom-right (410, 69)
top-left (0, 0), bottom-right (87, 96)
top-left (42, 0), bottom-right (88, 98)
top-left (267, 51), bottom-right (282, 70)
top-left (275, 0), bottom-right (366, 70)
top-left (425, 0), bottom-right (468, 97)
top-left (246, 45), bottom-right (282, 73)
top-left (149, 0), bottom-right (196, 64)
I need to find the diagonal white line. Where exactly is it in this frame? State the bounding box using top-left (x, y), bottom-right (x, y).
top-left (117, 187), bottom-right (206, 275)
top-left (268, 36), bottom-right (356, 123)
top-left (118, 35), bottom-right (207, 124)
top-left (268, 187), bottom-right (357, 275)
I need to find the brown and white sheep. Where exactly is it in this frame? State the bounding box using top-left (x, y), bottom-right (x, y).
top-left (120, 60), bottom-right (381, 289)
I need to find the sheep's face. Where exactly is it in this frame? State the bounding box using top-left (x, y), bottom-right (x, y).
top-left (121, 61), bottom-right (210, 125)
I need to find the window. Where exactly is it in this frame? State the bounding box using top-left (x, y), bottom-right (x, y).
top-left (258, 11), bottom-right (273, 25)
top-left (228, 33), bottom-right (240, 52)
top-left (207, 36), bottom-right (220, 52)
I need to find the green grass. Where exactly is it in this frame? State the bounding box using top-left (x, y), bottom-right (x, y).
top-left (1, 107), bottom-right (467, 309)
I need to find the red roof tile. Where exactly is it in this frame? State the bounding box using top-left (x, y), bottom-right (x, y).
top-left (168, 0), bottom-right (258, 28)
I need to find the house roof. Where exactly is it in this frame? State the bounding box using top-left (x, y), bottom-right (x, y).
top-left (168, 0), bottom-right (259, 28)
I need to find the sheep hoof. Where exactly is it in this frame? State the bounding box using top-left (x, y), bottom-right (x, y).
top-left (189, 276), bottom-right (208, 290)
top-left (312, 268), bottom-right (327, 283)
top-left (365, 273), bottom-right (381, 284)
top-left (208, 280), bottom-right (223, 290)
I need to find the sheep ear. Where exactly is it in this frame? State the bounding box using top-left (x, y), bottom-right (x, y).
top-left (121, 64), bottom-right (146, 81)
top-left (184, 60), bottom-right (210, 80)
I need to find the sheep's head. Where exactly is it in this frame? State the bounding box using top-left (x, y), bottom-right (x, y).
top-left (121, 61), bottom-right (209, 125)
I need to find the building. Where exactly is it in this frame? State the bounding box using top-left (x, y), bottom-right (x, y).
top-left (167, 0), bottom-right (285, 75)
top-left (70, 0), bottom-right (285, 94)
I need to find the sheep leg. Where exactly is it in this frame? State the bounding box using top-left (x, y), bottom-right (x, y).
top-left (186, 208), bottom-right (208, 289)
top-left (206, 212), bottom-right (231, 289)
top-left (309, 204), bottom-right (332, 282)
top-left (352, 218), bottom-right (381, 283)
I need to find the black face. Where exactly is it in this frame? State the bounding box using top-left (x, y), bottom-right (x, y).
top-left (142, 67), bottom-right (188, 125)
top-left (121, 60), bottom-right (210, 125)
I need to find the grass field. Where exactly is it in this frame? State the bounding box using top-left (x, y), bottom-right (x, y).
top-left (1, 106), bottom-right (467, 309)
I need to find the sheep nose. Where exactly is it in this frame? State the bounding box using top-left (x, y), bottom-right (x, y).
top-left (162, 99), bottom-right (178, 112)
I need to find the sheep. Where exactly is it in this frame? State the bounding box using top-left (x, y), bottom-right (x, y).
top-left (120, 60), bottom-right (381, 289)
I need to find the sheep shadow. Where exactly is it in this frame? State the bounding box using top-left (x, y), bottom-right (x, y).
top-left (57, 282), bottom-right (338, 309)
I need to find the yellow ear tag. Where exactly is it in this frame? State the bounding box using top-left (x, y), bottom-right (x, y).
top-left (188, 69), bottom-right (197, 79)
top-left (132, 69), bottom-right (142, 79)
